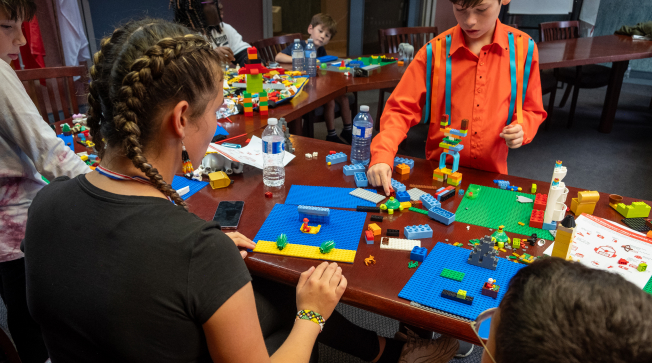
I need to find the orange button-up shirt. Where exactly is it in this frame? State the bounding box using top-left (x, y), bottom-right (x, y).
top-left (370, 20), bottom-right (547, 174)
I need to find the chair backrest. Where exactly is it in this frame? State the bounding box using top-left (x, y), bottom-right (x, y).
top-left (539, 21), bottom-right (579, 42)
top-left (505, 24), bottom-right (518, 29)
top-left (378, 27), bottom-right (438, 54)
top-left (252, 33), bottom-right (303, 64)
top-left (15, 65), bottom-right (88, 124)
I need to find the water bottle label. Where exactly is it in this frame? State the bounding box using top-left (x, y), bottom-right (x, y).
top-left (353, 125), bottom-right (372, 138)
top-left (263, 140), bottom-right (284, 154)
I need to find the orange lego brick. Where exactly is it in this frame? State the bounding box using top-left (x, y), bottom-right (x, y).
top-left (396, 163), bottom-right (410, 175)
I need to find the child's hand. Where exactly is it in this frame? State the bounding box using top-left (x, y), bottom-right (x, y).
top-left (296, 262), bottom-right (347, 320)
top-left (500, 123), bottom-right (524, 149)
top-left (225, 232), bottom-right (256, 259)
top-left (215, 47), bottom-right (235, 62)
top-left (367, 163), bottom-right (392, 196)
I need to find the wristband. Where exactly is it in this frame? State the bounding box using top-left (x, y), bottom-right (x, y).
top-left (295, 309), bottom-right (325, 332)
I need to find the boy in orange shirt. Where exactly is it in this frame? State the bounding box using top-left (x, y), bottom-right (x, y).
top-left (368, 0), bottom-right (547, 194)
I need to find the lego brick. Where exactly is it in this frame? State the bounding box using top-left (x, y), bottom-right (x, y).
top-left (387, 229), bottom-right (400, 237)
top-left (577, 190), bottom-right (600, 204)
top-left (616, 202), bottom-right (651, 219)
top-left (326, 152), bottom-right (347, 165)
top-left (350, 188), bottom-right (386, 204)
top-left (570, 198), bottom-right (596, 216)
top-left (420, 194), bottom-right (441, 210)
top-left (396, 191), bottom-right (411, 202)
top-left (395, 164), bottom-right (411, 175)
top-left (441, 289), bottom-right (473, 305)
top-left (467, 236), bottom-right (498, 270)
top-left (531, 183), bottom-right (537, 193)
top-left (399, 242), bottom-right (524, 320)
top-left (455, 184), bottom-right (554, 240)
top-left (394, 157), bottom-right (415, 169)
top-left (529, 209), bottom-right (544, 229)
top-left (297, 205), bottom-right (330, 216)
top-left (354, 172), bottom-right (368, 188)
top-left (407, 188), bottom-right (427, 202)
top-left (370, 215), bottom-right (384, 222)
top-left (428, 207), bottom-right (455, 226)
top-left (357, 206), bottom-right (381, 213)
top-left (404, 225), bottom-right (433, 239)
top-left (380, 237), bottom-right (421, 251)
top-left (409, 207), bottom-right (429, 215)
top-left (481, 286), bottom-right (499, 299)
top-left (285, 185), bottom-right (376, 209)
top-left (440, 268), bottom-right (465, 282)
top-left (410, 246), bottom-right (428, 262)
top-left (343, 164), bottom-right (365, 176)
top-left (409, 184), bottom-right (438, 190)
top-left (171, 176), bottom-right (209, 201)
top-left (368, 223), bottom-right (381, 236)
top-left (252, 204), bottom-right (366, 253)
top-left (390, 178), bottom-right (406, 192)
top-left (534, 193), bottom-right (548, 210)
top-left (253, 241), bottom-right (356, 263)
top-left (435, 188), bottom-right (455, 202)
top-left (400, 201), bottom-right (412, 209)
top-left (622, 218), bottom-right (651, 233)
top-left (365, 230), bottom-right (374, 244)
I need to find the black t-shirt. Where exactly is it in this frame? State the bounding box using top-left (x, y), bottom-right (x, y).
top-left (280, 40), bottom-right (327, 58)
top-left (23, 175), bottom-right (251, 363)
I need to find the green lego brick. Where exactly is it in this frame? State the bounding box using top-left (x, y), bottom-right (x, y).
top-left (440, 268), bottom-right (465, 282)
top-left (243, 92), bottom-right (251, 98)
top-left (243, 102), bottom-right (253, 107)
top-left (408, 261), bottom-right (419, 268)
top-left (409, 207), bottom-right (429, 215)
top-left (455, 184), bottom-right (554, 240)
top-left (259, 101), bottom-right (268, 106)
top-left (644, 277), bottom-right (652, 295)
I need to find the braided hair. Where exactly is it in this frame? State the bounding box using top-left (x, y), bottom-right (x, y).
top-left (171, 0), bottom-right (223, 42)
top-left (86, 19), bottom-right (225, 210)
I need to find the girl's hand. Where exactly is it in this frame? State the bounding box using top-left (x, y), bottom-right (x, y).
top-left (296, 262), bottom-right (347, 320)
top-left (367, 163), bottom-right (392, 196)
top-left (225, 232), bottom-right (256, 259)
top-left (215, 47), bottom-right (235, 62)
top-left (500, 123), bottom-right (524, 149)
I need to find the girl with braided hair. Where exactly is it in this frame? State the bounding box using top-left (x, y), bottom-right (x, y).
top-left (22, 18), bottom-right (455, 363)
top-left (172, 0), bottom-right (251, 66)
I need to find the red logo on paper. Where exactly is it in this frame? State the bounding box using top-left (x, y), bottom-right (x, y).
top-left (594, 246), bottom-right (616, 258)
top-left (635, 255), bottom-right (642, 260)
top-left (591, 261), bottom-right (600, 267)
top-left (619, 265), bottom-right (629, 271)
top-left (597, 234), bottom-right (604, 239)
top-left (577, 232), bottom-right (585, 237)
top-left (576, 253), bottom-right (584, 258)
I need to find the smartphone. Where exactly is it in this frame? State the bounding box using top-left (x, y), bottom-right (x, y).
top-left (212, 201), bottom-right (244, 229)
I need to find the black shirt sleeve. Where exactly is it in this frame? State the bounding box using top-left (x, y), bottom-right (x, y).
top-left (187, 223), bottom-right (252, 324)
top-left (317, 46), bottom-right (327, 58)
top-left (280, 43), bottom-right (294, 56)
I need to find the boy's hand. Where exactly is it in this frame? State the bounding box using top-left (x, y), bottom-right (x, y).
top-left (500, 123), bottom-right (524, 149)
top-left (367, 163), bottom-right (392, 196)
top-left (215, 47), bottom-right (235, 62)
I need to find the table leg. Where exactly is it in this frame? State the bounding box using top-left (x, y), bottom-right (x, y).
top-left (599, 60), bottom-right (629, 134)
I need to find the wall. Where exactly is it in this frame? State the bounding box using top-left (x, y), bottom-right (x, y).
top-left (221, 0), bottom-right (264, 43)
top-left (271, 0), bottom-right (320, 37)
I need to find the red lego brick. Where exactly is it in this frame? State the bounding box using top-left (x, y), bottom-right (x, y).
top-left (329, 151), bottom-right (336, 155)
top-left (265, 192), bottom-right (272, 198)
top-left (618, 258), bottom-right (628, 265)
top-left (534, 193), bottom-right (548, 210)
top-left (435, 186), bottom-right (455, 197)
top-left (365, 230), bottom-right (374, 241)
top-left (529, 209), bottom-right (544, 229)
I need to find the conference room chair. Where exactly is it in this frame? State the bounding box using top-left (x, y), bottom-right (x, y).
top-left (539, 21), bottom-right (611, 128)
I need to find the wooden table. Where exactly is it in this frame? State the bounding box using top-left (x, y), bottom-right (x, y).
top-left (185, 131), bottom-right (650, 344)
top-left (538, 35), bottom-right (652, 133)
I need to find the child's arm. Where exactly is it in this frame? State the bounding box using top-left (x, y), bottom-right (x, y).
top-left (500, 42), bottom-right (547, 149)
top-left (0, 64), bottom-right (90, 181)
top-left (275, 52), bottom-right (292, 63)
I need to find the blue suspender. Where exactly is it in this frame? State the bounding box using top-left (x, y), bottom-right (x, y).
top-left (445, 35), bottom-right (452, 118)
top-left (423, 43), bottom-right (433, 124)
top-left (506, 32), bottom-right (517, 126)
top-left (522, 38), bottom-right (534, 107)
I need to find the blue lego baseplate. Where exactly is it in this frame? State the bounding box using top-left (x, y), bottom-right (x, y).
top-left (284, 185), bottom-right (376, 209)
top-left (56, 134), bottom-right (74, 151)
top-left (405, 225), bottom-right (433, 239)
top-left (214, 124), bottom-right (228, 136)
top-left (344, 164), bottom-right (366, 176)
top-left (394, 157), bottom-right (415, 169)
top-left (391, 178), bottom-right (406, 192)
top-left (253, 203), bottom-right (366, 251)
top-left (171, 176), bottom-right (209, 201)
top-left (399, 243), bottom-right (525, 320)
top-left (354, 172), bottom-right (368, 187)
top-left (326, 152), bottom-right (347, 165)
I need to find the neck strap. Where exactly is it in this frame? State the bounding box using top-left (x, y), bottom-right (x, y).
top-left (96, 166), bottom-right (173, 202)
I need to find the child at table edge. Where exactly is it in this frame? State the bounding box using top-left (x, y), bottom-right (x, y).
top-left (276, 13), bottom-right (354, 145)
top-left (368, 0), bottom-right (547, 194)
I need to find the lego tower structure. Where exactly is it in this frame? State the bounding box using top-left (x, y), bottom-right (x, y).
top-left (551, 215), bottom-right (576, 260)
top-left (432, 116), bottom-right (468, 186)
top-left (542, 160), bottom-right (569, 230)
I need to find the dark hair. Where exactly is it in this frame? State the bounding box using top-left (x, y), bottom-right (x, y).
top-left (310, 13), bottom-right (337, 39)
top-left (171, 0), bottom-right (223, 39)
top-left (496, 257), bottom-right (652, 363)
top-left (0, 0), bottom-right (36, 21)
top-left (448, 0), bottom-right (500, 8)
top-left (87, 19), bottom-right (225, 209)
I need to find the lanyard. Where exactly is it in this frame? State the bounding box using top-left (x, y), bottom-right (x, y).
top-left (96, 166), bottom-right (173, 202)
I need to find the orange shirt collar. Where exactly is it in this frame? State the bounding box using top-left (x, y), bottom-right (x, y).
top-left (449, 19), bottom-right (509, 56)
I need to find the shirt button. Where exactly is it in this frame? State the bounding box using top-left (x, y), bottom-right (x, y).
top-left (477, 88), bottom-right (483, 93)
top-left (480, 62), bottom-right (485, 66)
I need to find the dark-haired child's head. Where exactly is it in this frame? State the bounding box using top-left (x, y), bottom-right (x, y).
top-left (307, 13), bottom-right (337, 48)
top-left (172, 0), bottom-right (223, 35)
top-left (0, 0), bottom-right (35, 63)
top-left (449, 0), bottom-right (508, 41)
top-left (87, 19), bottom-right (226, 209)
top-left (482, 257), bottom-right (652, 363)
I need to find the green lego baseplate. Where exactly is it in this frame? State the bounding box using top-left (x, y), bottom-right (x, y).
top-left (644, 277), bottom-right (652, 296)
top-left (440, 268), bottom-right (465, 282)
top-left (455, 184), bottom-right (555, 240)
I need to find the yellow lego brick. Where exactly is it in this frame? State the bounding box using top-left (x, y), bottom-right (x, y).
top-left (209, 171), bottom-right (231, 189)
top-left (518, 222), bottom-right (525, 226)
top-left (499, 248), bottom-right (506, 252)
top-left (570, 198), bottom-right (596, 216)
top-left (400, 202), bottom-right (412, 209)
top-left (79, 154), bottom-right (88, 161)
top-left (449, 172), bottom-right (463, 180)
top-left (447, 178), bottom-right (462, 186)
top-left (299, 225), bottom-right (321, 234)
top-left (252, 240), bottom-right (356, 263)
top-left (440, 168), bottom-right (452, 175)
top-left (512, 252), bottom-right (520, 257)
top-left (457, 290), bottom-right (467, 299)
top-left (368, 223), bottom-right (381, 236)
top-left (577, 191), bottom-right (600, 204)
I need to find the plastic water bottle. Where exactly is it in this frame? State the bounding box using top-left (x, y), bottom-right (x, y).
top-left (262, 118), bottom-right (285, 187)
top-left (292, 39), bottom-right (304, 72)
top-left (305, 39), bottom-right (317, 77)
top-left (350, 105), bottom-right (373, 165)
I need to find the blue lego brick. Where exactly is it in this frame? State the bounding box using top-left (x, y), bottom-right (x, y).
top-left (428, 207), bottom-right (455, 225)
top-left (394, 157), bottom-right (415, 169)
top-left (390, 178), bottom-right (406, 192)
top-left (399, 242), bottom-right (525, 320)
top-left (459, 189), bottom-right (465, 196)
top-left (396, 191), bottom-right (411, 202)
top-left (441, 289), bottom-right (474, 305)
top-left (365, 233), bottom-right (374, 244)
top-left (493, 180), bottom-right (510, 190)
top-left (326, 152), bottom-right (347, 165)
top-left (542, 222), bottom-right (557, 230)
top-left (297, 205), bottom-right (330, 216)
top-left (448, 129), bottom-right (467, 137)
top-left (343, 164), bottom-right (365, 176)
top-left (354, 172), bottom-right (368, 188)
top-left (506, 186), bottom-right (519, 191)
top-left (436, 187), bottom-right (445, 193)
top-left (171, 176), bottom-right (209, 201)
top-left (405, 224), bottom-right (433, 239)
top-left (445, 144), bottom-right (464, 152)
top-left (253, 204), bottom-right (366, 252)
top-left (468, 236), bottom-right (498, 270)
top-left (298, 213), bottom-right (330, 224)
top-left (284, 185), bottom-right (375, 209)
top-left (410, 246), bottom-right (428, 262)
top-left (420, 194), bottom-right (441, 210)
top-left (56, 134), bottom-right (74, 151)
top-left (436, 189), bottom-right (455, 202)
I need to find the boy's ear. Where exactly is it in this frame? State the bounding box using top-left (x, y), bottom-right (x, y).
top-left (307, 24), bottom-right (313, 33)
top-left (501, 0), bottom-right (511, 5)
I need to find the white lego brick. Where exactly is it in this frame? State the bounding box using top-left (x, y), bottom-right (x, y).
top-left (350, 188), bottom-right (386, 204)
top-left (380, 237), bottom-right (421, 251)
top-left (305, 153), bottom-right (312, 159)
top-left (313, 152), bottom-right (318, 158)
top-left (406, 188), bottom-right (426, 202)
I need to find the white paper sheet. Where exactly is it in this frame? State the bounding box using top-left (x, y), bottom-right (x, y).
top-left (544, 214), bottom-right (652, 289)
top-left (206, 136), bottom-right (295, 170)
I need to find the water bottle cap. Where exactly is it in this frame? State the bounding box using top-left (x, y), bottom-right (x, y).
top-left (267, 118), bottom-right (278, 126)
top-left (308, 39), bottom-right (313, 42)
top-left (360, 105), bottom-right (369, 112)
top-left (294, 39), bottom-right (300, 42)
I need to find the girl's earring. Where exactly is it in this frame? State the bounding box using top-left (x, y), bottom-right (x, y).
top-left (182, 142), bottom-right (194, 174)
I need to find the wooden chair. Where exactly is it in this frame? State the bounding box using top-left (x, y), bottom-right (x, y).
top-left (252, 33), bottom-right (302, 65)
top-left (539, 21), bottom-right (611, 128)
top-left (375, 27), bottom-right (438, 130)
top-left (15, 65), bottom-right (88, 124)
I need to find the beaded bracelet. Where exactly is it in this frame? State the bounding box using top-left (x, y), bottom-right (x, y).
top-left (295, 309), bottom-right (325, 332)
